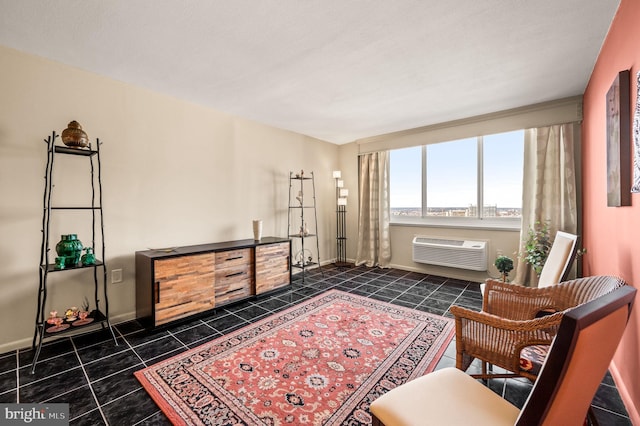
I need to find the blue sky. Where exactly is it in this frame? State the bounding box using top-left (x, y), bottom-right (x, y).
top-left (390, 130), bottom-right (524, 208)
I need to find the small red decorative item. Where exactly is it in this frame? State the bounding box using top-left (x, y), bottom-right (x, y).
top-left (73, 311), bottom-right (94, 326)
top-left (46, 316), bottom-right (69, 333)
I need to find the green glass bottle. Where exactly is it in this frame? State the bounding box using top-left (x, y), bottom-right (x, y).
top-left (81, 247), bottom-right (96, 266)
top-left (55, 234), bottom-right (83, 267)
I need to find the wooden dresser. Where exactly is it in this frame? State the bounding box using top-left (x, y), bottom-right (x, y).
top-left (135, 237), bottom-right (291, 327)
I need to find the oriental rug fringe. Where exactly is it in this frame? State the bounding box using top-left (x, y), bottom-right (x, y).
top-left (135, 290), bottom-right (454, 425)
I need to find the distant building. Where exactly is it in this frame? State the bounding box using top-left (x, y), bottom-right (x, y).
top-left (468, 204), bottom-right (498, 217)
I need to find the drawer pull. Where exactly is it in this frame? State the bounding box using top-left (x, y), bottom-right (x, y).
top-left (155, 282), bottom-right (160, 304)
top-left (226, 256), bottom-right (243, 261)
top-left (226, 271), bottom-right (244, 278)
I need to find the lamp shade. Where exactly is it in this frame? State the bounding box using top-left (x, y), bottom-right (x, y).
top-left (339, 189), bottom-right (349, 197)
top-left (338, 197), bottom-right (347, 206)
top-left (332, 170), bottom-right (342, 179)
top-left (337, 180), bottom-right (344, 188)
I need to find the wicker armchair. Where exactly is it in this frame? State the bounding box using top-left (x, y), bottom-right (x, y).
top-left (450, 275), bottom-right (627, 380)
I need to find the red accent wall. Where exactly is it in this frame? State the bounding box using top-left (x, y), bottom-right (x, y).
top-left (582, 0), bottom-right (640, 422)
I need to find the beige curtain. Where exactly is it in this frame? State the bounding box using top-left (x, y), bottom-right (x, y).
top-left (514, 123), bottom-right (578, 286)
top-left (355, 151), bottom-right (391, 267)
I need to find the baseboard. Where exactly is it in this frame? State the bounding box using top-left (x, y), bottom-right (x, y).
top-left (0, 337), bottom-right (33, 355)
top-left (324, 259), bottom-right (480, 280)
top-left (609, 360), bottom-right (639, 424)
top-left (0, 311), bottom-right (138, 354)
top-left (320, 258), bottom-right (356, 267)
top-left (387, 262), bottom-right (486, 282)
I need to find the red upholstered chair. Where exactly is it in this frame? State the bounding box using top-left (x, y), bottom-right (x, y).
top-left (369, 284), bottom-right (636, 426)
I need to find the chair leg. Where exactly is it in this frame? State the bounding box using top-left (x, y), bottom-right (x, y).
top-left (372, 413), bottom-right (385, 426)
top-left (480, 361), bottom-right (488, 383)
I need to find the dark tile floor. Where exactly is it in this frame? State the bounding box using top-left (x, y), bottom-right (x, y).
top-left (0, 265), bottom-right (631, 425)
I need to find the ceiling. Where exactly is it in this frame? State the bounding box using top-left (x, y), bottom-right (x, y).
top-left (0, 0), bottom-right (620, 144)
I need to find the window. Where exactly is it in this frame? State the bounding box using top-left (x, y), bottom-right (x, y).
top-left (426, 137), bottom-right (477, 216)
top-left (390, 130), bottom-right (524, 226)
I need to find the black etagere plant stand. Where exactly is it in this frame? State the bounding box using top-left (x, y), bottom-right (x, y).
top-left (287, 170), bottom-right (323, 283)
top-left (31, 131), bottom-right (117, 373)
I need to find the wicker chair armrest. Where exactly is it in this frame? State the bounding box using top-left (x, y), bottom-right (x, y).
top-left (451, 305), bottom-right (561, 331)
top-left (482, 279), bottom-right (563, 320)
top-left (483, 278), bottom-right (558, 297)
top-left (451, 305), bottom-right (561, 369)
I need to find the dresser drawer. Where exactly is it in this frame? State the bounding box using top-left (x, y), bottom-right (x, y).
top-left (215, 263), bottom-right (253, 288)
top-left (215, 262), bottom-right (254, 306)
top-left (216, 248), bottom-right (253, 269)
top-left (256, 242), bottom-right (290, 294)
top-left (215, 281), bottom-right (252, 306)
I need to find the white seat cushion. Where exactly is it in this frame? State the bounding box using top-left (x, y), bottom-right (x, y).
top-left (369, 367), bottom-right (520, 426)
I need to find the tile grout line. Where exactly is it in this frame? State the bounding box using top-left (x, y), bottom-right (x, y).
top-left (133, 410), bottom-right (163, 425)
top-left (70, 338), bottom-right (110, 425)
top-left (165, 329), bottom-right (194, 352)
top-left (592, 405), bottom-right (631, 421)
top-left (14, 350), bottom-right (20, 403)
top-left (116, 325), bottom-right (151, 368)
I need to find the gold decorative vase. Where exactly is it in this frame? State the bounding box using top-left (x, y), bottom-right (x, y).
top-left (61, 121), bottom-right (89, 148)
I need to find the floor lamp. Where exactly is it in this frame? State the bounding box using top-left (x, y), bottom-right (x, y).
top-left (333, 171), bottom-right (350, 267)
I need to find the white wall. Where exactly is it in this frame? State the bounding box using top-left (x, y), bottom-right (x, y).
top-left (0, 45), bottom-right (339, 352)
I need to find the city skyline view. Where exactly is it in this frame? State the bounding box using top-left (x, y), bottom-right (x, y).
top-left (390, 206), bottom-right (522, 217)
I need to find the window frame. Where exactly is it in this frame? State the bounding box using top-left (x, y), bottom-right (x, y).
top-left (390, 134), bottom-right (522, 231)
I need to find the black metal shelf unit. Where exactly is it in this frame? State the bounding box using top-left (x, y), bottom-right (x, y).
top-left (287, 171), bottom-right (322, 282)
top-left (31, 131), bottom-right (117, 373)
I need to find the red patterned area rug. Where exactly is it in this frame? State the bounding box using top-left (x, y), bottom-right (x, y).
top-left (135, 290), bottom-right (454, 425)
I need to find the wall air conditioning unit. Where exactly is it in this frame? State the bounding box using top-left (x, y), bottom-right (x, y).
top-left (412, 236), bottom-right (487, 271)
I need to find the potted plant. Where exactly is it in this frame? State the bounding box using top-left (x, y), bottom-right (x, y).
top-left (494, 255), bottom-right (514, 282)
top-left (522, 221), bottom-right (552, 276)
